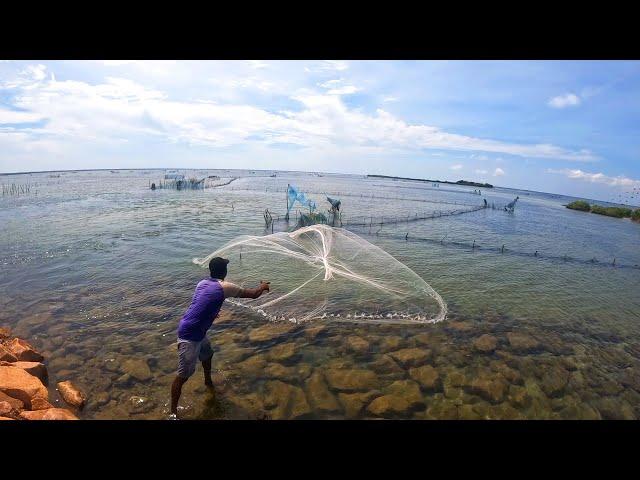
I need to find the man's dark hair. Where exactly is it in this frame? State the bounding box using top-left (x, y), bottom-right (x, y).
top-left (209, 257), bottom-right (229, 279)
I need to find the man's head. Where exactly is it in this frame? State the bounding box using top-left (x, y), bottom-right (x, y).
top-left (209, 257), bottom-right (229, 280)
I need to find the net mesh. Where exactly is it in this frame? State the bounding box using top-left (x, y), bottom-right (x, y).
top-left (194, 225), bottom-right (447, 325)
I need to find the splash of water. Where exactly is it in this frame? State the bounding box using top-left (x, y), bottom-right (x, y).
top-left (193, 224), bottom-right (447, 325)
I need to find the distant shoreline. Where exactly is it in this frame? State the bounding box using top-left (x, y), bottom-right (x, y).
top-left (367, 174), bottom-right (493, 189)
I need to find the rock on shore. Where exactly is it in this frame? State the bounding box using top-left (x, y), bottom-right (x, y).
top-left (0, 326), bottom-right (84, 420)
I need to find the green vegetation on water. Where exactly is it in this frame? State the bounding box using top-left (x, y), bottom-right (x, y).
top-left (566, 200), bottom-right (639, 221)
top-left (566, 200), bottom-right (591, 212)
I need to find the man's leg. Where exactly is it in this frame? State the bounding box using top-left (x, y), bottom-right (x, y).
top-left (171, 376), bottom-right (188, 415)
top-left (199, 338), bottom-right (214, 388)
top-left (172, 340), bottom-right (198, 417)
top-left (202, 356), bottom-right (213, 387)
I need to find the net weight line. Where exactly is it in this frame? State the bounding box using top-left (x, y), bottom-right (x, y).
top-left (354, 228), bottom-right (640, 271)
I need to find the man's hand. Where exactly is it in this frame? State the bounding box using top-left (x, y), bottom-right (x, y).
top-left (238, 281), bottom-right (271, 299)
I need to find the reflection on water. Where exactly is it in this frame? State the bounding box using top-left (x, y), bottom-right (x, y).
top-left (1, 169), bottom-right (639, 419)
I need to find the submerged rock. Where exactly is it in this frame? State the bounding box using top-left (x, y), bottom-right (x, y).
top-left (338, 391), bottom-right (380, 418)
top-left (469, 374), bottom-right (508, 404)
top-left (540, 366), bottom-right (570, 398)
top-left (377, 336), bottom-right (404, 353)
top-left (366, 394), bottom-right (411, 418)
top-left (236, 354), bottom-right (268, 376)
top-left (389, 348), bottom-right (430, 368)
top-left (0, 365), bottom-right (48, 409)
top-left (127, 396), bottom-right (157, 415)
top-left (305, 370), bottom-right (342, 415)
top-left (248, 323), bottom-right (298, 343)
top-left (369, 354), bottom-right (404, 375)
top-left (57, 381), bottom-right (87, 410)
top-left (20, 408), bottom-right (79, 420)
top-left (121, 359), bottom-right (152, 382)
top-left (0, 326), bottom-right (11, 339)
top-left (263, 380), bottom-right (312, 419)
top-left (346, 336), bottom-right (370, 355)
top-left (304, 324), bottom-right (327, 341)
top-left (384, 380), bottom-right (425, 410)
top-left (473, 334), bottom-right (498, 353)
top-left (409, 365), bottom-right (441, 391)
top-left (506, 332), bottom-right (540, 353)
top-left (324, 368), bottom-right (378, 392)
top-left (267, 343), bottom-right (298, 363)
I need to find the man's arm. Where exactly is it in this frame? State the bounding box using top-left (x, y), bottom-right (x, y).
top-left (237, 281), bottom-right (270, 299)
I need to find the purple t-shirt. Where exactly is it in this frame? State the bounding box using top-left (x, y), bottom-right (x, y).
top-left (177, 278), bottom-right (225, 342)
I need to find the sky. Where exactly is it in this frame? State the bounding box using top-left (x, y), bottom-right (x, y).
top-left (1, 60), bottom-right (639, 204)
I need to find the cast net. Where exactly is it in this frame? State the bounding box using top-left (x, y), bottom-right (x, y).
top-left (193, 224), bottom-right (447, 325)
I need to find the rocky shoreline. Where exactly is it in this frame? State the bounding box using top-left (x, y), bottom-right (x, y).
top-left (0, 326), bottom-right (86, 420)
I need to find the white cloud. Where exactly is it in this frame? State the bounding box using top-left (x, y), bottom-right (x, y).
top-left (493, 167), bottom-right (505, 176)
top-left (382, 95), bottom-right (398, 102)
top-left (319, 79), bottom-right (360, 96)
top-left (548, 93), bottom-right (581, 109)
top-left (475, 169), bottom-right (488, 174)
top-left (547, 168), bottom-right (640, 188)
top-left (450, 164), bottom-right (463, 170)
top-left (248, 60), bottom-right (269, 69)
top-left (1, 72), bottom-right (601, 165)
top-left (0, 108), bottom-right (44, 124)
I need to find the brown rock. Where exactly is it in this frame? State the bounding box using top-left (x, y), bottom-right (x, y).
top-left (0, 345), bottom-right (18, 363)
top-left (248, 323), bottom-right (297, 343)
top-left (304, 324), bottom-right (327, 341)
top-left (389, 348), bottom-right (430, 368)
top-left (507, 385), bottom-right (531, 409)
top-left (57, 381), bottom-right (87, 409)
top-left (384, 380), bottom-right (425, 409)
top-left (267, 343), bottom-right (297, 363)
top-left (305, 371), bottom-right (342, 414)
top-left (263, 380), bottom-right (311, 419)
top-left (413, 333), bottom-right (431, 346)
top-left (236, 354), bottom-right (268, 376)
top-left (0, 390), bottom-right (24, 410)
top-left (506, 332), bottom-right (540, 353)
top-left (366, 394), bottom-right (411, 418)
top-left (473, 334), bottom-right (498, 353)
top-left (0, 365), bottom-right (48, 408)
top-left (324, 368), bottom-right (378, 392)
top-left (0, 416), bottom-right (14, 420)
top-left (31, 397), bottom-right (55, 410)
top-left (5, 338), bottom-right (44, 362)
top-left (10, 361), bottom-right (48, 383)
top-left (369, 355), bottom-right (404, 375)
top-left (378, 336), bottom-right (403, 353)
top-left (0, 326), bottom-right (11, 339)
top-left (121, 358), bottom-right (152, 382)
top-left (447, 321), bottom-right (473, 332)
top-left (469, 375), bottom-right (508, 404)
top-left (338, 391), bottom-right (379, 418)
top-left (409, 365), bottom-right (441, 391)
top-left (0, 401), bottom-right (13, 416)
top-left (346, 336), bottom-right (370, 355)
top-left (540, 366), bottom-right (570, 398)
top-left (20, 408), bottom-right (79, 420)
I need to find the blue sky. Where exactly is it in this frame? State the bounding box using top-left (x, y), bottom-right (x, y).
top-left (1, 60), bottom-right (639, 204)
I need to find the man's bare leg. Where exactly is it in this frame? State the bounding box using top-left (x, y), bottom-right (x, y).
top-left (171, 376), bottom-right (188, 415)
top-left (202, 355), bottom-right (213, 388)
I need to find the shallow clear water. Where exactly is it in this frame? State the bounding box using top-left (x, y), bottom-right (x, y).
top-left (1, 169), bottom-right (639, 419)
